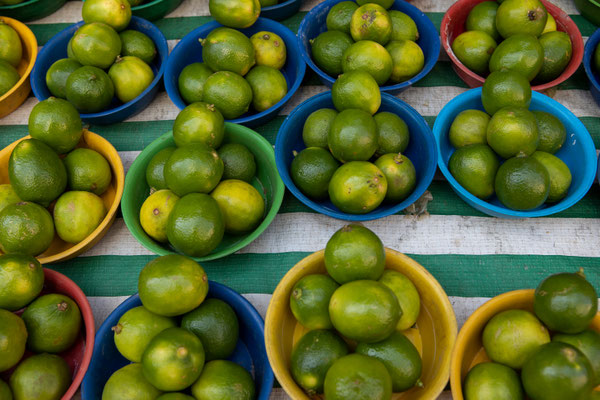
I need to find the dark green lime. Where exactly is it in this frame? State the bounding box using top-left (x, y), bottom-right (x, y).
top-left (303, 108), bottom-right (338, 149)
top-left (291, 147), bottom-right (340, 200)
top-left (290, 274), bottom-right (339, 330)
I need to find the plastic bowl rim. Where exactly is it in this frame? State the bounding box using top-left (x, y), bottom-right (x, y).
top-left (0, 16), bottom-right (37, 103)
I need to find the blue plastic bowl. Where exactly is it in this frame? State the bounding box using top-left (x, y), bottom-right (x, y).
top-left (583, 28), bottom-right (600, 108)
top-left (81, 281), bottom-right (274, 399)
top-left (275, 91), bottom-right (438, 221)
top-left (434, 88), bottom-right (597, 218)
top-left (164, 18), bottom-right (305, 128)
top-left (261, 0), bottom-right (303, 21)
top-left (31, 16), bottom-right (168, 125)
top-left (297, 0), bottom-right (440, 95)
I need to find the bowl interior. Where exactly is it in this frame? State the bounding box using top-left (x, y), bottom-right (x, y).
top-left (81, 282), bottom-right (273, 399)
top-left (275, 91), bottom-right (437, 221)
top-left (0, 130), bottom-right (125, 264)
top-left (265, 249), bottom-right (457, 400)
top-left (0, 17), bottom-right (37, 106)
top-left (434, 88), bottom-right (597, 218)
top-left (0, 0), bottom-right (66, 22)
top-left (121, 123), bottom-right (284, 262)
top-left (131, 0), bottom-right (183, 20)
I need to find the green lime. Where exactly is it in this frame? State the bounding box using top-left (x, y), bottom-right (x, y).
top-left (341, 40), bottom-right (392, 85)
top-left (533, 111), bottom-right (566, 154)
top-left (389, 10), bottom-right (419, 42)
top-left (173, 102), bottom-right (224, 148)
top-left (64, 148), bottom-right (112, 195)
top-left (310, 30), bottom-right (354, 77)
top-left (71, 22), bottom-right (122, 69)
top-left (495, 156), bottom-right (549, 210)
top-left (250, 31), bottom-right (286, 70)
top-left (208, 0), bottom-right (260, 29)
top-left (542, 12), bottom-right (557, 34)
top-left (290, 329), bottom-right (349, 395)
top-left (324, 353), bottom-right (392, 400)
top-left (201, 27), bottom-right (255, 76)
top-left (331, 70), bottom-right (381, 115)
top-left (245, 65), bottom-right (287, 112)
top-left (466, 1), bottom-right (500, 41)
top-left (328, 108), bottom-right (377, 162)
top-left (102, 363), bottom-right (163, 400)
top-left (0, 21), bottom-right (22, 68)
top-left (202, 71), bottom-right (253, 119)
top-left (495, 0), bottom-right (547, 39)
top-left (164, 144), bottom-right (224, 196)
top-left (328, 161), bottom-right (387, 214)
top-left (356, 0), bottom-right (393, 8)
top-left (0, 60), bottom-right (19, 97)
top-left (482, 309), bottom-right (550, 369)
top-left (45, 58), bottom-right (82, 99)
top-left (554, 330), bottom-right (600, 386)
top-left (449, 109), bottom-right (490, 148)
top-left (487, 106), bottom-right (539, 158)
top-left (0, 379), bottom-right (11, 400)
top-left (481, 70), bottom-right (532, 115)
top-left (181, 298), bottom-right (239, 361)
top-left (375, 153), bottom-right (417, 202)
top-left (140, 189), bottom-right (179, 243)
top-left (138, 255), bottom-right (209, 317)
top-left (290, 274), bottom-right (339, 330)
top-left (178, 63), bottom-right (212, 104)
top-left (0, 310), bottom-right (27, 372)
top-left (0, 184), bottom-right (20, 213)
top-left (302, 108), bottom-right (338, 149)
top-left (452, 31), bottom-right (497, 76)
top-left (536, 31), bottom-right (572, 83)
top-left (109, 56), bottom-right (154, 103)
top-left (489, 34), bottom-right (543, 81)
top-left (157, 394), bottom-right (194, 400)
top-left (0, 254), bottom-right (43, 311)
top-left (191, 360), bottom-right (254, 400)
top-left (66, 66), bottom-right (115, 113)
top-left (67, 37), bottom-right (76, 59)
top-left (28, 97), bottom-right (83, 154)
top-left (0, 202), bottom-right (54, 256)
top-left (119, 29), bottom-right (156, 64)
top-left (449, 144), bottom-right (499, 199)
top-left (53, 191), bottom-right (106, 244)
top-left (386, 39), bottom-right (425, 83)
top-left (210, 179), bottom-right (264, 234)
top-left (146, 147), bottom-right (176, 190)
top-left (530, 151), bottom-right (571, 202)
top-left (9, 354), bottom-right (70, 400)
top-left (463, 362), bottom-right (524, 400)
top-left (82, 0), bottom-right (131, 32)
top-left (349, 3), bottom-right (392, 45)
top-left (326, 1), bottom-right (359, 35)
top-left (290, 147), bottom-right (340, 200)
top-left (374, 111), bottom-right (409, 156)
top-left (218, 143), bottom-right (256, 182)
top-left (379, 269), bottom-right (420, 331)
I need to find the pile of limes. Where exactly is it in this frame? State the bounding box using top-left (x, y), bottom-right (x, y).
top-left (311, 0), bottom-right (424, 85)
top-left (0, 19), bottom-right (22, 97)
top-left (45, 0), bottom-right (157, 113)
top-left (0, 254), bottom-right (83, 400)
top-left (102, 254), bottom-right (256, 400)
top-left (0, 98), bottom-right (112, 256)
top-left (288, 224), bottom-right (423, 398)
top-left (140, 102), bottom-right (265, 257)
top-left (464, 269), bottom-right (599, 400)
top-left (291, 71), bottom-right (416, 214)
top-left (447, 69), bottom-right (572, 210)
top-left (452, 0), bottom-right (572, 84)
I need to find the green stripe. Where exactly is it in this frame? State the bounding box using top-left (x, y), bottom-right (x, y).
top-left (49, 253), bottom-right (600, 297)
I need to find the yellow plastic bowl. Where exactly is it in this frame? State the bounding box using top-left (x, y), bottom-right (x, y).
top-left (450, 289), bottom-right (600, 399)
top-left (0, 130), bottom-right (125, 264)
top-left (265, 249), bottom-right (458, 399)
top-left (0, 16), bottom-right (37, 118)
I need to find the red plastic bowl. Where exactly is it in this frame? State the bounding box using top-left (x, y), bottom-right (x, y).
top-left (441, 0), bottom-right (583, 91)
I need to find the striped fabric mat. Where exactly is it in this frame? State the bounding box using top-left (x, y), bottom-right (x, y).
top-left (1, 0), bottom-right (599, 398)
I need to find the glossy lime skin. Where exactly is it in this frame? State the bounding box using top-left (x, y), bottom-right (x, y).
top-left (208, 0), bottom-right (260, 29)
top-left (191, 360), bottom-right (255, 400)
top-left (210, 179), bottom-right (264, 234)
top-left (201, 27), bottom-right (255, 76)
top-left (9, 354), bottom-right (71, 400)
top-left (302, 108), bottom-right (337, 149)
top-left (102, 363), bottom-right (163, 400)
top-left (120, 30), bottom-right (157, 64)
top-left (449, 144), bottom-right (499, 199)
top-left (349, 3), bottom-right (392, 45)
top-left (466, 1), bottom-right (500, 40)
top-left (290, 147), bottom-right (340, 200)
top-left (45, 58), bottom-right (83, 99)
top-left (218, 143), bottom-right (256, 182)
top-left (331, 70), bottom-right (381, 115)
top-left (481, 70), bottom-right (531, 115)
top-left (82, 0), bottom-right (132, 32)
top-left (164, 144), bottom-right (224, 196)
top-left (489, 34), bottom-right (543, 81)
top-left (328, 161), bottom-right (387, 214)
top-left (290, 274), bottom-right (339, 330)
top-left (463, 362), bottom-right (524, 400)
top-left (328, 109), bottom-right (377, 162)
top-left (311, 30), bottom-right (354, 77)
top-left (0, 184), bottom-right (20, 214)
top-left (553, 330), bottom-right (600, 386)
top-left (71, 22), bottom-right (122, 69)
top-left (0, 202), bottom-right (55, 256)
top-left (531, 151), bottom-right (571, 202)
top-left (341, 40), bottom-right (392, 85)
top-left (374, 111), bottom-right (409, 156)
top-left (378, 269), bottom-right (420, 331)
top-left (452, 31), bottom-right (497, 76)
top-left (0, 254), bottom-right (43, 311)
top-left (0, 22), bottom-right (22, 68)
top-left (201, 71), bottom-right (253, 120)
top-left (146, 147), bottom-right (175, 190)
top-left (533, 111), bottom-right (566, 154)
top-left (250, 31), bottom-right (286, 70)
top-left (64, 148), bottom-right (112, 195)
top-left (386, 39), bottom-right (425, 83)
top-left (66, 66), bottom-right (115, 113)
top-left (324, 353), bottom-right (392, 400)
top-left (449, 109), bottom-right (490, 149)
top-left (326, 1), bottom-right (359, 35)
top-left (28, 97), bottom-right (82, 155)
top-left (495, 0), bottom-right (548, 39)
top-left (178, 63), bottom-right (212, 105)
top-left (536, 31), bottom-right (572, 83)
top-left (375, 153), bottom-right (416, 202)
top-left (173, 102), bottom-right (225, 148)
top-left (389, 10), bottom-right (419, 41)
top-left (487, 106), bottom-right (539, 159)
top-left (53, 191), bottom-right (107, 244)
top-left (108, 56), bottom-right (154, 103)
top-left (0, 60), bottom-right (19, 97)
top-left (245, 65), bottom-right (287, 112)
top-left (495, 156), bottom-right (550, 210)
top-left (0, 310), bottom-right (27, 372)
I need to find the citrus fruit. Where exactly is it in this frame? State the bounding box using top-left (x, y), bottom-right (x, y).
top-left (64, 148), bottom-right (112, 195)
top-left (386, 39), bottom-right (425, 83)
top-left (173, 102), bottom-right (224, 148)
top-left (378, 269), bottom-right (420, 331)
top-left (138, 255), bottom-right (209, 316)
top-left (201, 27), bottom-right (255, 76)
top-left (166, 193), bottom-right (225, 257)
top-left (140, 189), bottom-right (179, 243)
top-left (245, 65), bottom-right (287, 112)
top-left (0, 379), bottom-right (10, 400)
top-left (45, 58), bottom-right (82, 99)
top-left (109, 56), bottom-right (154, 103)
top-left (324, 353), bottom-right (392, 400)
top-left (521, 342), bottom-right (594, 400)
top-left (0, 202), bottom-right (54, 256)
top-left (389, 10), bottom-right (419, 42)
top-left (329, 280), bottom-right (400, 342)
top-left (481, 70), bottom-right (532, 115)
top-left (0, 60), bottom-right (19, 97)
top-left (71, 22), bottom-right (122, 69)
top-left (210, 179), bottom-right (265, 234)
top-left (178, 63), bottom-right (212, 105)
top-left (328, 161), bottom-right (387, 214)
top-left (463, 362), bottom-right (524, 400)
top-left (530, 151), bottom-right (571, 202)
top-left (487, 106), bottom-right (539, 158)
top-left (157, 394), bottom-right (194, 400)
top-left (82, 0), bottom-right (131, 32)
top-left (341, 40), bottom-right (392, 85)
top-left (181, 298), bottom-right (239, 361)
top-left (452, 31), bottom-right (497, 76)
top-left (113, 306), bottom-right (176, 363)
top-left (482, 309), bottom-right (550, 369)
top-left (0, 21), bottom-right (22, 68)
top-left (331, 70), bottom-right (381, 115)
top-left (250, 31), bottom-right (286, 70)
top-left (466, 1), bottom-right (500, 41)
top-left (9, 354), bottom-right (70, 400)
top-left (290, 274), bottom-right (339, 330)
top-left (0, 254), bottom-right (43, 311)
top-left (102, 363), bottom-right (163, 400)
top-left (0, 310), bottom-right (27, 372)
top-left (554, 330), bottom-right (600, 386)
top-left (202, 71), bottom-right (253, 119)
top-left (449, 144), bottom-right (499, 199)
top-left (536, 31), bottom-right (572, 83)
top-left (28, 97), bottom-right (83, 154)
top-left (356, 331), bottom-right (422, 392)
top-left (218, 143), bottom-right (256, 182)
top-left (350, 3), bottom-right (392, 45)
top-left (449, 109), bottom-right (490, 148)
top-left (489, 34), bottom-right (544, 81)
top-left (164, 144), bottom-right (224, 196)
top-left (326, 1), bottom-right (359, 35)
top-left (534, 269), bottom-right (598, 334)
top-left (53, 191), bottom-right (106, 244)
top-left (496, 156), bottom-right (550, 210)
top-left (66, 66), bottom-right (115, 113)
top-left (328, 108), bottom-right (377, 162)
top-left (22, 293), bottom-right (81, 353)
top-left (357, 0), bottom-right (392, 8)
top-left (533, 111), bottom-right (566, 154)
top-left (191, 360), bottom-right (255, 400)
top-left (290, 147), bottom-right (340, 200)
top-left (375, 153), bottom-right (416, 202)
top-left (310, 30), bottom-right (353, 76)
top-left (374, 111), bottom-right (409, 155)
top-left (67, 37), bottom-right (76, 59)
top-left (495, 0), bottom-right (548, 39)
top-left (208, 0), bottom-right (260, 29)
top-left (119, 29), bottom-right (156, 64)
top-left (146, 147), bottom-right (175, 190)
top-left (303, 108), bottom-right (338, 149)
top-left (0, 184), bottom-right (20, 213)
top-left (542, 12), bottom-right (557, 34)
top-left (290, 329), bottom-right (349, 395)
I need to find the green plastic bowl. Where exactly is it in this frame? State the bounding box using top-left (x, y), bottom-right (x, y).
top-left (131, 0), bottom-right (183, 21)
top-left (574, 0), bottom-right (600, 26)
top-left (121, 123), bottom-right (285, 262)
top-left (0, 0), bottom-right (66, 22)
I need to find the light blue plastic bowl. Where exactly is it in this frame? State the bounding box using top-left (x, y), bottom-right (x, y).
top-left (433, 88), bottom-right (597, 218)
top-left (583, 28), bottom-right (600, 108)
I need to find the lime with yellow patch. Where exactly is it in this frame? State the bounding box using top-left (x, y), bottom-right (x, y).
top-left (208, 0), bottom-right (260, 29)
top-left (140, 189), bottom-right (180, 243)
top-left (0, 202), bottom-right (54, 256)
top-left (341, 40), bottom-right (392, 85)
top-left (82, 0), bottom-right (131, 32)
top-left (201, 27), bottom-right (255, 76)
top-left (109, 56), bottom-right (154, 103)
top-left (0, 184), bottom-right (20, 214)
top-left (349, 3), bottom-right (392, 45)
top-left (0, 21), bottom-right (22, 68)
top-left (245, 66), bottom-right (287, 112)
top-left (386, 39), bottom-right (425, 83)
top-left (210, 179), bottom-right (265, 234)
top-left (250, 31), bottom-right (286, 70)
top-left (331, 70), bottom-right (381, 115)
top-left (53, 191), bottom-right (107, 244)
top-left (0, 254), bottom-right (43, 311)
top-left (328, 161), bottom-right (387, 214)
top-left (379, 269), bottom-right (420, 331)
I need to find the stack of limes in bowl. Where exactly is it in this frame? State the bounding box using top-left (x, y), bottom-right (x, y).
top-left (447, 69), bottom-right (572, 211)
top-left (0, 19), bottom-right (22, 97)
top-left (310, 0), bottom-right (424, 85)
top-left (451, 0), bottom-right (572, 84)
top-left (102, 254), bottom-right (256, 400)
top-left (0, 254), bottom-right (83, 400)
top-left (44, 0), bottom-right (157, 113)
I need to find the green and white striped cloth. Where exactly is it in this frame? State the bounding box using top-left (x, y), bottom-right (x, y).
top-left (1, 0), bottom-right (599, 398)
